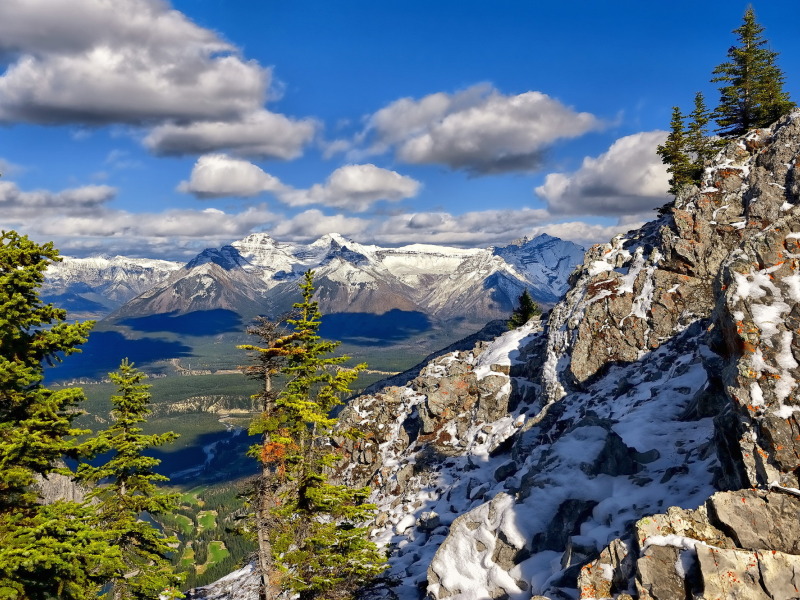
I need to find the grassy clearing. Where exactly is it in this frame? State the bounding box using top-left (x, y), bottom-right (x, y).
top-left (208, 541), bottom-right (229, 563)
top-left (197, 510), bottom-right (216, 531)
top-left (180, 544), bottom-right (195, 568)
top-left (180, 486), bottom-right (206, 507)
top-left (174, 514), bottom-right (193, 536)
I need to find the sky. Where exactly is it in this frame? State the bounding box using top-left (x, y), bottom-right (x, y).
top-left (1, 0), bottom-right (799, 260)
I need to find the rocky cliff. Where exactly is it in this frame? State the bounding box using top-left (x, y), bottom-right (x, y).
top-left (193, 111), bottom-right (800, 599)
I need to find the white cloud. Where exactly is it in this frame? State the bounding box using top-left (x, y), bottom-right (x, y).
top-left (0, 0), bottom-right (316, 161)
top-left (0, 0), bottom-right (267, 125)
top-left (369, 208), bottom-right (551, 246)
top-left (279, 164), bottom-right (420, 212)
top-left (144, 109), bottom-right (318, 158)
top-left (0, 157), bottom-right (25, 177)
top-left (535, 131), bottom-right (670, 216)
top-left (529, 220), bottom-right (646, 248)
top-left (271, 209), bottom-right (370, 240)
top-left (40, 205), bottom-right (276, 239)
top-left (179, 157), bottom-right (420, 212)
top-left (0, 174), bottom-right (279, 258)
top-left (357, 84), bottom-right (602, 174)
top-left (0, 174), bottom-right (645, 258)
top-left (0, 180), bottom-right (116, 214)
top-left (177, 154), bottom-right (287, 199)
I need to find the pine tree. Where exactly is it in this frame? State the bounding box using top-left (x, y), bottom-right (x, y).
top-left (257, 271), bottom-right (387, 600)
top-left (686, 92), bottom-right (720, 183)
top-left (0, 230), bottom-right (121, 599)
top-left (757, 51), bottom-right (795, 126)
top-left (237, 316), bottom-right (305, 600)
top-left (711, 6), bottom-right (795, 137)
top-left (508, 289), bottom-right (540, 329)
top-left (78, 359), bottom-right (182, 600)
top-left (657, 106), bottom-right (694, 197)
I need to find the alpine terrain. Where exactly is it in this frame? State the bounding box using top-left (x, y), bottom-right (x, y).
top-left (111, 233), bottom-right (584, 325)
top-left (191, 111), bottom-right (800, 600)
top-left (41, 255), bottom-right (183, 319)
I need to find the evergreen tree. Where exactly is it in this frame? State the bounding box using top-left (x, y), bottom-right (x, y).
top-left (686, 92), bottom-right (720, 182)
top-left (237, 316), bottom-right (304, 600)
top-left (0, 230), bottom-right (120, 599)
top-left (257, 271), bottom-right (387, 599)
top-left (657, 107), bottom-right (694, 197)
top-left (711, 6), bottom-right (795, 137)
top-left (757, 51), bottom-right (795, 126)
top-left (508, 289), bottom-right (540, 329)
top-left (78, 359), bottom-right (182, 600)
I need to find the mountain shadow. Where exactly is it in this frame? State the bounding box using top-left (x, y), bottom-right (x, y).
top-left (319, 309), bottom-right (432, 346)
top-left (42, 292), bottom-right (109, 314)
top-left (46, 331), bottom-right (192, 382)
top-left (119, 309), bottom-right (243, 336)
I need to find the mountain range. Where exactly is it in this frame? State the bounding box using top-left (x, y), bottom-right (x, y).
top-left (42, 255), bottom-right (183, 319)
top-left (44, 233), bottom-right (585, 326)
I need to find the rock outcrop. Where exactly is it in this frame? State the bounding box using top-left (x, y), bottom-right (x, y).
top-left (198, 111), bottom-right (800, 600)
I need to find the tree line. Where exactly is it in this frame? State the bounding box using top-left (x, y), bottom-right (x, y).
top-left (657, 6), bottom-right (795, 212)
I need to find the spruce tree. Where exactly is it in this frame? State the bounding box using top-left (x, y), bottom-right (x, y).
top-left (656, 107), bottom-right (694, 197)
top-left (0, 230), bottom-right (120, 599)
top-left (757, 51), bottom-right (795, 126)
top-left (508, 289), bottom-right (540, 329)
top-left (237, 316), bottom-right (304, 600)
top-left (257, 271), bottom-right (387, 600)
top-left (78, 359), bottom-right (182, 600)
top-left (711, 6), bottom-right (794, 137)
top-left (686, 92), bottom-right (719, 182)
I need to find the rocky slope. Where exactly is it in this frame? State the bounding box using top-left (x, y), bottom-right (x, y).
top-left (114, 234), bottom-right (584, 325)
top-left (192, 111), bottom-right (800, 599)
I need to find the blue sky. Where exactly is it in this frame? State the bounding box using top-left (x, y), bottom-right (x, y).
top-left (1, 0), bottom-right (798, 259)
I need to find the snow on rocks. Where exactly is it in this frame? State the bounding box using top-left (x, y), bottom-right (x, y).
top-left (184, 563), bottom-right (260, 600)
top-left (327, 319), bottom-right (545, 599)
top-left (718, 209), bottom-right (800, 487)
top-left (427, 326), bottom-right (720, 599)
top-left (579, 488), bottom-right (800, 599)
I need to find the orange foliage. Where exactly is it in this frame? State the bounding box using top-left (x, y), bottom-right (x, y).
top-left (262, 442), bottom-right (286, 464)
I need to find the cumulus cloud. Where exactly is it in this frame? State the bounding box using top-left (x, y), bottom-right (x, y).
top-left (357, 84), bottom-right (602, 175)
top-left (271, 209), bottom-right (370, 240)
top-left (279, 164), bottom-right (420, 212)
top-left (0, 0), bottom-right (266, 125)
top-left (0, 0), bottom-right (316, 160)
top-left (535, 131), bottom-right (670, 216)
top-left (369, 208), bottom-right (551, 246)
top-left (144, 110), bottom-right (318, 158)
top-left (179, 156), bottom-right (420, 212)
top-left (0, 175), bottom-right (279, 258)
top-left (0, 181), bottom-right (116, 215)
top-left (40, 205), bottom-right (276, 239)
top-left (528, 220), bottom-right (646, 248)
top-left (177, 154), bottom-right (287, 199)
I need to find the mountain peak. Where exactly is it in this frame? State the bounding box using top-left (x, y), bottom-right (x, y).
top-left (312, 232), bottom-right (351, 247)
top-left (232, 232), bottom-right (276, 248)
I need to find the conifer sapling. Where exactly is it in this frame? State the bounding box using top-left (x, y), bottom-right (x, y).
top-left (78, 359), bottom-right (182, 600)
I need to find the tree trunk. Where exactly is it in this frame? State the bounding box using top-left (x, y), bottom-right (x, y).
top-left (257, 373), bottom-right (275, 600)
top-left (255, 492), bottom-right (274, 600)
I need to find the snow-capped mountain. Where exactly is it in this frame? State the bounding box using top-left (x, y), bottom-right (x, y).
top-left (112, 233), bottom-right (585, 324)
top-left (42, 255), bottom-right (183, 318)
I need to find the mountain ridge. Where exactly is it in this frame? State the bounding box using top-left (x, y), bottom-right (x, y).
top-left (109, 233), bottom-right (585, 325)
